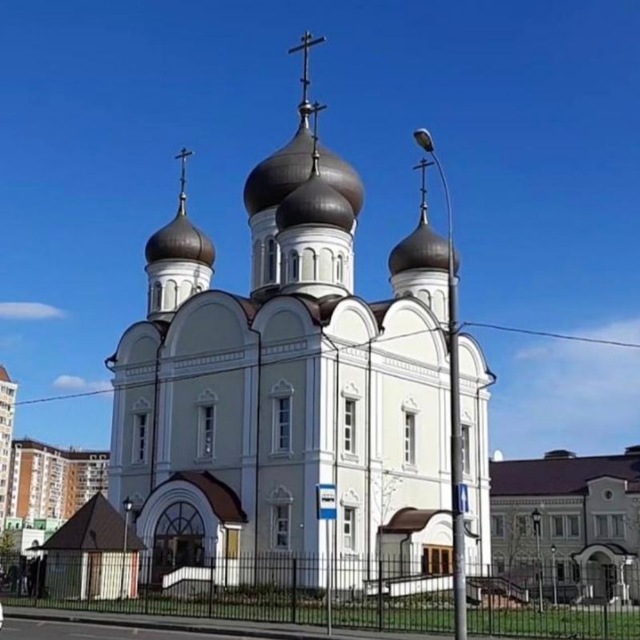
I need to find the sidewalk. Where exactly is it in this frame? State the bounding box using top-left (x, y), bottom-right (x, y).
top-left (5, 606), bottom-right (512, 640)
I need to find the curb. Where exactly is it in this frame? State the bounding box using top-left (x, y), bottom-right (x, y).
top-left (5, 610), bottom-right (335, 640)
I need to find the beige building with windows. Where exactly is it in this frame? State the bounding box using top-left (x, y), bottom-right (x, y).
top-left (0, 365), bottom-right (18, 527)
top-left (490, 447), bottom-right (640, 604)
top-left (108, 36), bottom-right (494, 589)
top-left (8, 438), bottom-right (109, 522)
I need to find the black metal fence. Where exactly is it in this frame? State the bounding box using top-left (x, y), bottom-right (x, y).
top-left (2, 552), bottom-right (640, 639)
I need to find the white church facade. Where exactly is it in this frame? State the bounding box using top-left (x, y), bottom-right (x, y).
top-left (107, 36), bottom-right (494, 589)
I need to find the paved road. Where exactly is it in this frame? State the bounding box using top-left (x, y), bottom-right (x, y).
top-left (1, 618), bottom-right (252, 639)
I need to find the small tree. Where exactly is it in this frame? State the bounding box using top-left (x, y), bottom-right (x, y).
top-left (0, 530), bottom-right (15, 556)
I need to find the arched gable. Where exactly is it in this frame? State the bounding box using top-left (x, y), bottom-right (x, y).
top-left (458, 333), bottom-right (492, 380)
top-left (377, 298), bottom-right (447, 365)
top-left (252, 295), bottom-right (319, 343)
top-left (324, 297), bottom-right (379, 344)
top-left (114, 322), bottom-right (163, 366)
top-left (165, 290), bottom-right (254, 357)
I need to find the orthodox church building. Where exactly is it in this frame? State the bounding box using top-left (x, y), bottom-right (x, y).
top-left (107, 36), bottom-right (494, 586)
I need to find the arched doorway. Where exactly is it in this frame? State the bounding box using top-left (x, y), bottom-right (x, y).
top-left (586, 551), bottom-right (616, 601)
top-left (153, 502), bottom-right (205, 582)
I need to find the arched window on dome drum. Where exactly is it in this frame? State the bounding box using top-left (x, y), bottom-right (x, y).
top-left (153, 282), bottom-right (163, 311)
top-left (166, 280), bottom-right (178, 310)
top-left (336, 255), bottom-right (344, 284)
top-left (266, 237), bottom-right (277, 284)
top-left (152, 501), bottom-right (205, 582)
top-left (290, 251), bottom-right (299, 282)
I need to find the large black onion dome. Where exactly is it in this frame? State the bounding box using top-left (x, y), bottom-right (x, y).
top-left (244, 111), bottom-right (364, 217)
top-left (276, 172), bottom-right (355, 233)
top-left (389, 215), bottom-right (459, 276)
top-left (145, 195), bottom-right (215, 267)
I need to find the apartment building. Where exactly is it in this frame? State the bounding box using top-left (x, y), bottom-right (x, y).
top-left (0, 365), bottom-right (18, 526)
top-left (8, 438), bottom-right (109, 522)
top-left (490, 446), bottom-right (640, 604)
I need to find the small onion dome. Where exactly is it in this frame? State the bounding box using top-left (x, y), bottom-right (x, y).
top-left (145, 194), bottom-right (215, 267)
top-left (388, 214), bottom-right (460, 276)
top-left (243, 106), bottom-right (364, 217)
top-left (276, 171), bottom-right (355, 233)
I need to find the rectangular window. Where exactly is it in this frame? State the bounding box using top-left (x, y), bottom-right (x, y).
top-left (556, 561), bottom-right (566, 582)
top-left (515, 515), bottom-right (529, 537)
top-left (276, 397), bottom-right (291, 452)
top-left (343, 507), bottom-right (355, 550)
top-left (595, 514), bottom-right (608, 538)
top-left (491, 515), bottom-right (505, 538)
top-left (462, 425), bottom-right (471, 474)
top-left (134, 414), bottom-right (147, 463)
top-left (344, 400), bottom-right (356, 453)
top-left (611, 514), bottom-right (625, 538)
top-left (551, 515), bottom-right (564, 538)
top-left (274, 505), bottom-right (290, 549)
top-left (567, 515), bottom-right (580, 538)
top-left (199, 405), bottom-right (215, 457)
top-left (572, 563), bottom-right (581, 583)
top-left (404, 413), bottom-right (416, 466)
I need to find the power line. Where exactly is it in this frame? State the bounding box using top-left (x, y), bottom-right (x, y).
top-left (14, 318), bottom-right (640, 409)
top-left (14, 326), bottom-right (442, 408)
top-left (464, 321), bottom-right (640, 350)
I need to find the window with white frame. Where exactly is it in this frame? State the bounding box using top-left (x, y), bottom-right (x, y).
top-left (611, 514), bottom-right (625, 538)
top-left (153, 282), bottom-right (162, 310)
top-left (276, 397), bottom-right (291, 452)
top-left (266, 237), bottom-right (277, 283)
top-left (336, 255), bottom-right (344, 283)
top-left (515, 514), bottom-right (529, 537)
top-left (344, 399), bottom-right (356, 453)
top-left (404, 412), bottom-right (416, 466)
top-left (290, 251), bottom-right (299, 281)
top-left (133, 413), bottom-right (148, 463)
top-left (595, 514), bottom-right (608, 538)
top-left (462, 424), bottom-right (471, 474)
top-left (273, 504), bottom-right (290, 549)
top-left (491, 514), bottom-right (505, 538)
top-left (343, 506), bottom-right (356, 550)
top-left (199, 405), bottom-right (215, 458)
top-left (567, 514), bottom-right (580, 538)
top-left (551, 515), bottom-right (564, 538)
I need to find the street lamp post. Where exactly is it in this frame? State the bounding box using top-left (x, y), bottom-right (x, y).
top-left (551, 544), bottom-right (558, 606)
top-left (413, 128), bottom-right (466, 640)
top-left (531, 508), bottom-right (543, 613)
top-left (120, 496), bottom-right (133, 600)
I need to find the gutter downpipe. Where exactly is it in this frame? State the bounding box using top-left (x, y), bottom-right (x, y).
top-left (475, 369), bottom-right (497, 571)
top-left (248, 324), bottom-right (263, 574)
top-left (366, 337), bottom-right (374, 580)
top-left (149, 334), bottom-right (166, 495)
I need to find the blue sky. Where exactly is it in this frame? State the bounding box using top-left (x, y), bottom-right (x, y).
top-left (2, 1), bottom-right (640, 459)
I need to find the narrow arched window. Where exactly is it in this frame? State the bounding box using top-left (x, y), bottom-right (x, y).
top-left (153, 283), bottom-right (163, 310)
top-left (336, 255), bottom-right (344, 283)
top-left (290, 251), bottom-right (299, 281)
top-left (266, 238), bottom-right (277, 283)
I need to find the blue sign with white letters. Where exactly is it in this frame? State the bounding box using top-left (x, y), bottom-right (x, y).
top-left (455, 483), bottom-right (469, 514)
top-left (316, 484), bottom-right (337, 520)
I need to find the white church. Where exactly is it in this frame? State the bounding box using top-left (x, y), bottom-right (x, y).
top-left (107, 36), bottom-right (494, 589)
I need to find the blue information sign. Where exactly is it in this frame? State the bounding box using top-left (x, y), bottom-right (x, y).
top-left (316, 484), bottom-right (337, 520)
top-left (455, 483), bottom-right (469, 514)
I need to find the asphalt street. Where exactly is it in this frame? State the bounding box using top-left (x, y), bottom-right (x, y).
top-left (1, 618), bottom-right (253, 639)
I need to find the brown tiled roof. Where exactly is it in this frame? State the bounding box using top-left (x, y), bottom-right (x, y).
top-left (380, 508), bottom-right (442, 534)
top-left (0, 365), bottom-right (11, 382)
top-left (490, 454), bottom-right (640, 497)
top-left (170, 471), bottom-right (247, 524)
top-left (42, 493), bottom-right (145, 551)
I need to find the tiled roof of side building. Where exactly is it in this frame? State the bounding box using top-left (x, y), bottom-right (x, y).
top-left (490, 450), bottom-right (640, 496)
top-left (0, 365), bottom-right (11, 382)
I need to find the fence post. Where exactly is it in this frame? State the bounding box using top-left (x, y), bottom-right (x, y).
top-left (377, 554), bottom-right (384, 632)
top-left (207, 556), bottom-right (215, 618)
top-left (143, 556), bottom-right (150, 615)
top-left (602, 601), bottom-right (609, 640)
top-left (488, 564), bottom-right (494, 636)
top-left (291, 557), bottom-right (298, 624)
top-left (33, 557), bottom-right (42, 606)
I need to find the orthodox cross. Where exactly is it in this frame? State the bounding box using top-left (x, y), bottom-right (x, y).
top-left (288, 31), bottom-right (326, 105)
top-left (413, 158), bottom-right (434, 221)
top-left (175, 147), bottom-right (194, 194)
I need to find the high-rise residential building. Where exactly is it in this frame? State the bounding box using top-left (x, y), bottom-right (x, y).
top-left (0, 365), bottom-right (18, 526)
top-left (8, 438), bottom-right (109, 522)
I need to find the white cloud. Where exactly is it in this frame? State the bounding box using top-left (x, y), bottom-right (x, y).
top-left (0, 303), bottom-right (65, 320)
top-left (53, 375), bottom-right (112, 395)
top-left (492, 317), bottom-right (640, 458)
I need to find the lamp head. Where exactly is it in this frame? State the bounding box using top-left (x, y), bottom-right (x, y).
top-left (551, 544), bottom-right (557, 554)
top-left (123, 496), bottom-right (133, 512)
top-left (413, 128), bottom-right (435, 153)
top-left (531, 508), bottom-right (541, 524)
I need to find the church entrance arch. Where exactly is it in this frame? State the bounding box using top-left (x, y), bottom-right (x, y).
top-left (153, 502), bottom-right (205, 583)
